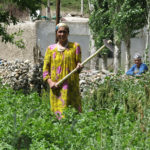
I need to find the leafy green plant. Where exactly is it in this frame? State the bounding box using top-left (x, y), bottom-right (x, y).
top-left (1, 72), bottom-right (150, 149)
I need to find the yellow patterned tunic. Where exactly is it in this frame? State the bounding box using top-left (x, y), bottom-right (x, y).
top-left (43, 42), bottom-right (82, 119)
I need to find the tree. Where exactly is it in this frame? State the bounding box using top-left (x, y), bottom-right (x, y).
top-left (81, 0), bottom-right (84, 16)
top-left (145, 0), bottom-right (150, 64)
top-left (0, 0), bottom-right (47, 48)
top-left (89, 0), bottom-right (113, 70)
top-left (112, 0), bottom-right (147, 72)
top-left (110, 1), bottom-right (122, 74)
top-left (88, 0), bottom-right (98, 70)
top-left (89, 0), bottom-right (148, 72)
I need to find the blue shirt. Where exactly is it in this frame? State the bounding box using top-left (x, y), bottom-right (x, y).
top-left (126, 63), bottom-right (148, 76)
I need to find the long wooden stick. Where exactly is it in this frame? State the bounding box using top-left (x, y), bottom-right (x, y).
top-left (56, 41), bottom-right (111, 86)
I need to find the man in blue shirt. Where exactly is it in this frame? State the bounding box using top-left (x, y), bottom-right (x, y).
top-left (126, 53), bottom-right (148, 76)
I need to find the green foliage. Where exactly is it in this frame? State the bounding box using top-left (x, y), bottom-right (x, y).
top-left (50, 0), bottom-right (89, 14)
top-left (1, 72), bottom-right (150, 149)
top-left (89, 0), bottom-right (148, 52)
top-left (0, 0), bottom-right (46, 48)
top-left (11, 0), bottom-right (46, 16)
top-left (111, 0), bottom-right (147, 40)
top-left (89, 0), bottom-right (113, 54)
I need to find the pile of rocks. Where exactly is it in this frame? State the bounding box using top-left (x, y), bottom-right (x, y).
top-left (0, 59), bottom-right (44, 93)
top-left (79, 70), bottom-right (107, 95)
top-left (0, 60), bottom-right (109, 94)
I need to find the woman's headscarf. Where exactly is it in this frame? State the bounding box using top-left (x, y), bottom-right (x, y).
top-left (133, 53), bottom-right (142, 59)
top-left (56, 23), bottom-right (69, 33)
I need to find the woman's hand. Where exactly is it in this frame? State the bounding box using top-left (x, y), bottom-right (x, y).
top-left (47, 79), bottom-right (58, 89)
top-left (76, 63), bottom-right (83, 73)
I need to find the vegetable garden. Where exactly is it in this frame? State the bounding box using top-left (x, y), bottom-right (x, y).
top-left (1, 0), bottom-right (150, 149)
top-left (1, 72), bottom-right (150, 149)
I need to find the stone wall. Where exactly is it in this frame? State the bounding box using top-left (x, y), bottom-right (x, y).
top-left (0, 59), bottom-right (108, 95)
top-left (0, 59), bottom-right (44, 94)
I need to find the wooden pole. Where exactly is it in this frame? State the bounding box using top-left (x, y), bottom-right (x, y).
top-left (47, 0), bottom-right (51, 19)
top-left (56, 0), bottom-right (60, 25)
top-left (81, 0), bottom-right (84, 16)
top-left (56, 0), bottom-right (60, 42)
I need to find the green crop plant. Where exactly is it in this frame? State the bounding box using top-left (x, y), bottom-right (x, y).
top-left (1, 72), bottom-right (150, 149)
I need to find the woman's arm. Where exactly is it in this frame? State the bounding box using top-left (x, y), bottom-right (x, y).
top-left (43, 48), bottom-right (51, 81)
top-left (126, 65), bottom-right (136, 76)
top-left (75, 43), bottom-right (83, 73)
top-left (43, 48), bottom-right (58, 89)
top-left (136, 64), bottom-right (148, 75)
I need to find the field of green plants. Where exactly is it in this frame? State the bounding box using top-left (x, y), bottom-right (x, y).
top-left (1, 72), bottom-right (150, 149)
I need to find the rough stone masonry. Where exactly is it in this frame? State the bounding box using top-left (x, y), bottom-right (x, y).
top-left (0, 59), bottom-right (108, 95)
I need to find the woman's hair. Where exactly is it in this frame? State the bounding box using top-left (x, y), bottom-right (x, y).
top-left (133, 53), bottom-right (142, 59)
top-left (56, 23), bottom-right (69, 33)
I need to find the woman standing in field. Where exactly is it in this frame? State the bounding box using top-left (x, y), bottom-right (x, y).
top-left (43, 23), bottom-right (82, 119)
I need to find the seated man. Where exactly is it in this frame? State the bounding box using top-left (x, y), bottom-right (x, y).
top-left (126, 53), bottom-right (148, 76)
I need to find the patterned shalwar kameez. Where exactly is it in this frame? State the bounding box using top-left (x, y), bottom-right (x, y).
top-left (43, 42), bottom-right (82, 119)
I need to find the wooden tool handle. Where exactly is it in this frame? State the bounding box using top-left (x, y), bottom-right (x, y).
top-left (56, 67), bottom-right (78, 86)
top-left (56, 44), bottom-right (107, 86)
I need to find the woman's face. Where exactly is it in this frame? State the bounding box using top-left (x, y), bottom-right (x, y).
top-left (56, 26), bottom-right (69, 43)
top-left (134, 58), bottom-right (141, 67)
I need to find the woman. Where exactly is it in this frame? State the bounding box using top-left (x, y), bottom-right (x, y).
top-left (43, 23), bottom-right (82, 119)
top-left (126, 53), bottom-right (148, 76)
